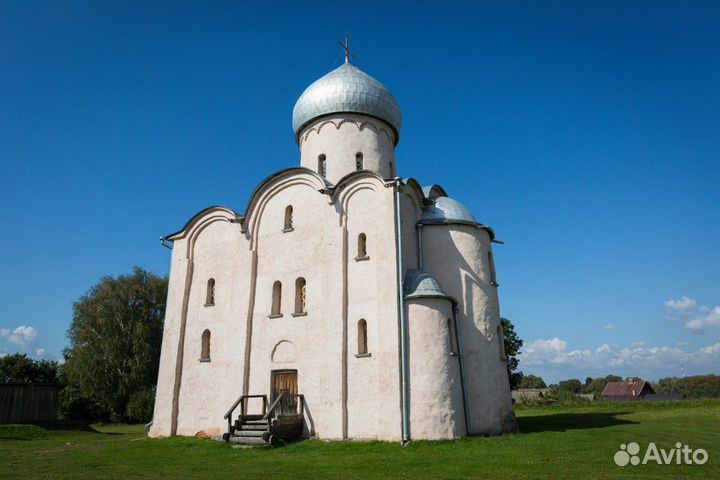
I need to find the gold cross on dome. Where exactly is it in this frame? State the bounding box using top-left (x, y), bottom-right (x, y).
top-left (339, 34), bottom-right (355, 64)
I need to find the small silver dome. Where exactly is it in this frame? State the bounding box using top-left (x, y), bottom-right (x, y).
top-left (292, 63), bottom-right (402, 144)
top-left (421, 196), bottom-right (477, 225)
top-left (404, 270), bottom-right (453, 301)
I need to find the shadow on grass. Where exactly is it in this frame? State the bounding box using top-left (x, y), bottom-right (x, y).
top-left (519, 411), bottom-right (637, 433)
top-left (29, 421), bottom-right (102, 433)
top-left (0, 420), bottom-right (113, 440)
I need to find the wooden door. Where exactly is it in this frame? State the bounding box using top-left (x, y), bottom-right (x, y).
top-left (271, 370), bottom-right (298, 415)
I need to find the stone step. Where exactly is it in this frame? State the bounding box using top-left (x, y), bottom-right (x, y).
top-left (233, 430), bottom-right (265, 438)
top-left (235, 420), bottom-right (268, 430)
top-left (240, 414), bottom-right (264, 421)
top-left (238, 425), bottom-right (268, 432)
top-left (236, 418), bottom-right (268, 425)
top-left (228, 435), bottom-right (273, 445)
top-left (243, 419), bottom-right (268, 425)
top-left (236, 423), bottom-right (267, 429)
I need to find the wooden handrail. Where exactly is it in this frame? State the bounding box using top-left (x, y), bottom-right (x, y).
top-left (294, 394), bottom-right (305, 416)
top-left (262, 392), bottom-right (285, 420)
top-left (297, 394), bottom-right (305, 415)
top-left (224, 394), bottom-right (244, 420)
top-left (224, 394), bottom-right (267, 420)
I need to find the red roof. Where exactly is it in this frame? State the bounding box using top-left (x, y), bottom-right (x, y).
top-left (602, 381), bottom-right (653, 397)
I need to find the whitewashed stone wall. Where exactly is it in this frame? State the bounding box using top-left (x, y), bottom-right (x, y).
top-left (422, 224), bottom-right (516, 435)
top-left (299, 114), bottom-right (396, 183)
top-left (407, 297), bottom-right (466, 439)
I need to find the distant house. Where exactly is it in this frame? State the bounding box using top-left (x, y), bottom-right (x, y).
top-left (601, 380), bottom-right (655, 401)
top-left (512, 389), bottom-right (551, 405)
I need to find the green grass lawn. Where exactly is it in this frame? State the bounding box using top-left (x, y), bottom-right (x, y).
top-left (1, 400), bottom-right (718, 479)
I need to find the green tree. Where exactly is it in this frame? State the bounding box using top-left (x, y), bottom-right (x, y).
top-left (0, 353), bottom-right (60, 383)
top-left (518, 374), bottom-right (546, 389)
top-left (558, 378), bottom-right (582, 393)
top-left (500, 318), bottom-right (523, 389)
top-left (63, 267), bottom-right (167, 421)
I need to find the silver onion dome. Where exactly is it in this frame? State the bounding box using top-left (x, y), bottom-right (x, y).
top-left (292, 62), bottom-right (402, 144)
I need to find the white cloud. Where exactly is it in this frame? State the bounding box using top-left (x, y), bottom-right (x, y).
top-left (523, 338), bottom-right (594, 368)
top-left (665, 296), bottom-right (697, 316)
top-left (662, 297), bottom-right (720, 334)
top-left (562, 349), bottom-right (592, 363)
top-left (522, 337), bottom-right (567, 365)
top-left (521, 336), bottom-right (720, 383)
top-left (0, 325), bottom-right (44, 358)
top-left (530, 337), bottom-right (567, 353)
top-left (606, 345), bottom-right (685, 369)
top-left (0, 325), bottom-right (38, 348)
top-left (630, 340), bottom-right (646, 347)
top-left (700, 343), bottom-right (720, 355)
top-left (685, 306), bottom-right (720, 333)
top-left (596, 343), bottom-right (612, 354)
top-left (603, 324), bottom-right (614, 330)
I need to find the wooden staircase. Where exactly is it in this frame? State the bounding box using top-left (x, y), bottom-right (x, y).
top-left (223, 392), bottom-right (305, 446)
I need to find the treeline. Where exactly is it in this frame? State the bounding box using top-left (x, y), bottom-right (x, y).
top-left (516, 373), bottom-right (720, 398)
top-left (654, 375), bottom-right (720, 398)
top-left (517, 374), bottom-right (624, 395)
top-left (0, 267), bottom-right (167, 423)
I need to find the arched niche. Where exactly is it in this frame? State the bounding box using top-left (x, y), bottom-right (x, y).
top-left (271, 340), bottom-right (297, 364)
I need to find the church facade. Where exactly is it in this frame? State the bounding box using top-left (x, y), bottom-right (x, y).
top-left (149, 58), bottom-right (517, 442)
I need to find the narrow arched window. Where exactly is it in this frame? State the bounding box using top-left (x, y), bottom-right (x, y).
top-left (389, 161), bottom-right (394, 176)
top-left (318, 154), bottom-right (327, 177)
top-left (294, 277), bottom-right (306, 314)
top-left (271, 281), bottom-right (282, 316)
top-left (201, 329), bottom-right (211, 361)
top-left (357, 319), bottom-right (368, 355)
top-left (284, 205), bottom-right (293, 231)
top-left (488, 250), bottom-right (497, 285)
top-left (447, 318), bottom-right (457, 355)
top-left (497, 324), bottom-right (506, 360)
top-left (357, 233), bottom-right (367, 258)
top-left (355, 152), bottom-right (363, 170)
top-left (205, 278), bottom-right (215, 306)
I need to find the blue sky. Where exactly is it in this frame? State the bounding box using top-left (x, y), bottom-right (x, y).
top-left (1, 1), bottom-right (718, 383)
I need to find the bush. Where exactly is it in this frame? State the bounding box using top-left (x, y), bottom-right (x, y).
top-left (547, 388), bottom-right (592, 406)
top-left (126, 388), bottom-right (156, 423)
top-left (59, 386), bottom-right (110, 421)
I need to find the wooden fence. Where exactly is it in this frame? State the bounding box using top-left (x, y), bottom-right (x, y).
top-left (0, 383), bottom-right (60, 423)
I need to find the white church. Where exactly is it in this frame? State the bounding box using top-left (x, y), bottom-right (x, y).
top-left (149, 50), bottom-right (517, 443)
